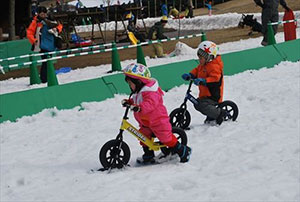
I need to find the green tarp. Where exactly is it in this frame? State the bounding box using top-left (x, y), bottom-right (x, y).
top-left (1, 39), bottom-right (299, 123)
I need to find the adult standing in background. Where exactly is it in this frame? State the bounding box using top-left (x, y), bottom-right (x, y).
top-left (148, 16), bottom-right (168, 58)
top-left (27, 6), bottom-right (63, 83)
top-left (253, 0), bottom-right (290, 46)
top-left (186, 0), bottom-right (194, 18)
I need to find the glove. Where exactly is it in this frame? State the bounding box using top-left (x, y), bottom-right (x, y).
top-left (182, 73), bottom-right (192, 81)
top-left (130, 104), bottom-right (141, 112)
top-left (194, 78), bottom-right (206, 86)
top-left (121, 99), bottom-right (133, 107)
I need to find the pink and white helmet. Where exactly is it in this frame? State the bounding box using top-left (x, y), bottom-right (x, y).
top-left (197, 41), bottom-right (219, 62)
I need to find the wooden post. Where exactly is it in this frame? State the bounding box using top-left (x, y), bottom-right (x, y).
top-left (9, 0), bottom-right (16, 40)
top-left (91, 17), bottom-right (95, 40)
top-left (154, 0), bottom-right (157, 17)
top-left (97, 19), bottom-right (106, 43)
top-left (114, 5), bottom-right (117, 42)
top-left (179, 0), bottom-right (182, 12)
top-left (0, 28), bottom-right (3, 41)
top-left (147, 0), bottom-right (150, 18)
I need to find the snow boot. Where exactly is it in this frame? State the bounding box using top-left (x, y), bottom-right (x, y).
top-left (216, 109), bottom-right (226, 125)
top-left (173, 142), bottom-right (192, 163)
top-left (204, 116), bottom-right (215, 124)
top-left (136, 146), bottom-right (155, 164)
top-left (154, 152), bottom-right (175, 163)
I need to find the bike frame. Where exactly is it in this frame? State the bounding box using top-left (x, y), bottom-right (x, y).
top-left (116, 106), bottom-right (166, 151)
top-left (180, 80), bottom-right (199, 109)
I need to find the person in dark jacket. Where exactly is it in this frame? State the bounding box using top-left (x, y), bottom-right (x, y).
top-left (253, 0), bottom-right (290, 46)
top-left (186, 0), bottom-right (194, 18)
top-left (27, 6), bottom-right (63, 83)
top-left (126, 13), bottom-right (145, 42)
top-left (148, 16), bottom-right (168, 58)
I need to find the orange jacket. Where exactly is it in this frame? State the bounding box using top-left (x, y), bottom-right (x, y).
top-left (190, 55), bottom-right (224, 103)
top-left (27, 16), bottom-right (63, 45)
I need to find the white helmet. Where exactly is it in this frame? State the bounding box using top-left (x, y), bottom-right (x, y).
top-left (197, 41), bottom-right (219, 62)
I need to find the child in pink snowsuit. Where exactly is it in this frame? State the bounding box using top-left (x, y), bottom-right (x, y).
top-left (122, 63), bottom-right (191, 164)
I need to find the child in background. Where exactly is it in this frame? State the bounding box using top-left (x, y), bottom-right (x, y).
top-left (181, 41), bottom-right (226, 125)
top-left (205, 0), bottom-right (212, 16)
top-left (122, 63), bottom-right (192, 164)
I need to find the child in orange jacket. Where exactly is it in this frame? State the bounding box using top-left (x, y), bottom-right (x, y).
top-left (182, 41), bottom-right (226, 125)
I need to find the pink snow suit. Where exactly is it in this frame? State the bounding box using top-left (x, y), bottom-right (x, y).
top-left (130, 79), bottom-right (177, 147)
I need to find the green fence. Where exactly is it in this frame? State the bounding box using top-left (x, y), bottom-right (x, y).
top-left (1, 39), bottom-right (299, 123)
top-left (0, 39), bottom-right (34, 72)
top-left (0, 33), bottom-right (206, 72)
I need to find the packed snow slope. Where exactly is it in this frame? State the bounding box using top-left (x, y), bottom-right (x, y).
top-left (1, 60), bottom-right (299, 201)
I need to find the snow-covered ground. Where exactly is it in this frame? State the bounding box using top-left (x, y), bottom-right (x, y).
top-left (1, 60), bottom-right (299, 201)
top-left (0, 8), bottom-right (300, 201)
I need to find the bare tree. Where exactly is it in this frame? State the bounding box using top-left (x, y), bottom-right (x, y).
top-left (9, 0), bottom-right (16, 40)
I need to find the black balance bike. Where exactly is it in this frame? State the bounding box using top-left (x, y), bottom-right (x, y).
top-left (99, 102), bottom-right (188, 171)
top-left (169, 80), bottom-right (239, 129)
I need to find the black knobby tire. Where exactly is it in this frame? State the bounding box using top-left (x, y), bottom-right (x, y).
top-left (169, 108), bottom-right (191, 129)
top-left (160, 127), bottom-right (188, 155)
top-left (218, 100), bottom-right (239, 121)
top-left (99, 139), bottom-right (131, 169)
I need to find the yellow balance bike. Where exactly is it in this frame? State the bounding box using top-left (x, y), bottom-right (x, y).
top-left (99, 103), bottom-right (188, 171)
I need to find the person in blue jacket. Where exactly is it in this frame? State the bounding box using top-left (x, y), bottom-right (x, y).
top-left (161, 3), bottom-right (168, 16)
top-left (27, 6), bottom-right (63, 83)
top-left (205, 0), bottom-right (212, 16)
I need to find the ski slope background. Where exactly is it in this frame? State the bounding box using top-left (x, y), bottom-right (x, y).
top-left (1, 12), bottom-right (300, 202)
top-left (72, 9), bottom-right (300, 34)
